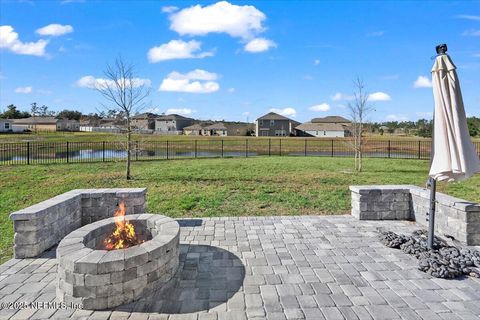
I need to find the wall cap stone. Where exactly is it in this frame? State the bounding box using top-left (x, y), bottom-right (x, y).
top-left (10, 188), bottom-right (147, 221)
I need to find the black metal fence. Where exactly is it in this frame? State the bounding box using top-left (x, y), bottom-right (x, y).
top-left (1, 139), bottom-right (479, 166)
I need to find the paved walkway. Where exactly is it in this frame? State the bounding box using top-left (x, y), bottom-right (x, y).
top-left (1, 215), bottom-right (480, 320)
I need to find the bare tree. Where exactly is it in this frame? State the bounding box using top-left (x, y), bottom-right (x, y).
top-left (30, 102), bottom-right (38, 133)
top-left (95, 57), bottom-right (150, 180)
top-left (347, 78), bottom-right (374, 172)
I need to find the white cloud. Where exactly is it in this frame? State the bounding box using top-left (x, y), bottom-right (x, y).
top-left (169, 1), bottom-right (266, 39)
top-left (166, 108), bottom-right (195, 116)
top-left (162, 6), bottom-right (178, 13)
top-left (145, 107), bottom-right (161, 114)
top-left (331, 92), bottom-right (353, 101)
top-left (462, 29), bottom-right (480, 37)
top-left (36, 24), bottom-right (73, 37)
top-left (455, 14), bottom-right (480, 21)
top-left (37, 89), bottom-right (52, 95)
top-left (159, 69), bottom-right (220, 94)
top-left (147, 39), bottom-right (213, 63)
top-left (366, 31), bottom-right (385, 37)
top-left (386, 114), bottom-right (408, 121)
top-left (0, 25), bottom-right (48, 56)
top-left (416, 112), bottom-right (433, 119)
top-left (314, 59), bottom-right (320, 65)
top-left (15, 86), bottom-right (32, 94)
top-left (413, 76), bottom-right (432, 88)
top-left (368, 92), bottom-right (391, 101)
top-left (76, 75), bottom-right (151, 89)
top-left (244, 38), bottom-right (276, 53)
top-left (228, 87), bottom-right (235, 93)
top-left (170, 69), bottom-right (218, 81)
top-left (269, 107), bottom-right (296, 117)
top-left (309, 103), bottom-right (330, 112)
top-left (242, 111), bottom-right (250, 116)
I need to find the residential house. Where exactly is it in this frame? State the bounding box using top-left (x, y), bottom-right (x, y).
top-left (255, 112), bottom-right (299, 137)
top-left (296, 116), bottom-right (351, 137)
top-left (183, 123), bottom-right (205, 136)
top-left (203, 123), bottom-right (228, 136)
top-left (0, 119), bottom-right (13, 133)
top-left (155, 114), bottom-right (195, 135)
top-left (13, 117), bottom-right (80, 132)
top-left (131, 112), bottom-right (158, 130)
top-left (224, 122), bottom-right (255, 136)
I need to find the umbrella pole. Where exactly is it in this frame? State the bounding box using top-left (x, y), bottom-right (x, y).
top-left (427, 177), bottom-right (437, 249)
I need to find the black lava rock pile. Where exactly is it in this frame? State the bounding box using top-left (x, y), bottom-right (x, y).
top-left (379, 229), bottom-right (480, 279)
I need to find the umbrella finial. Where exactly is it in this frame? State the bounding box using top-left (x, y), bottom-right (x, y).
top-left (436, 44), bottom-right (447, 55)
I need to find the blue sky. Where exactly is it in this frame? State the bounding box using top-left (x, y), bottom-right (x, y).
top-left (1, 0), bottom-right (479, 123)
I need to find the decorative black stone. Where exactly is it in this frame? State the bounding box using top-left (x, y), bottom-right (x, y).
top-left (379, 229), bottom-right (480, 279)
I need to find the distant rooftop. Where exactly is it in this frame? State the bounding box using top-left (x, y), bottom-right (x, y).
top-left (156, 114), bottom-right (193, 121)
top-left (131, 112), bottom-right (159, 119)
top-left (183, 123), bottom-right (204, 130)
top-left (13, 117), bottom-right (58, 124)
top-left (204, 122), bottom-right (227, 130)
top-left (296, 122), bottom-right (349, 131)
top-left (257, 112), bottom-right (292, 121)
top-left (311, 116), bottom-right (351, 124)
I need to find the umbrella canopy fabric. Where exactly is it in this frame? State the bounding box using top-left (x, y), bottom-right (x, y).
top-left (429, 54), bottom-right (480, 181)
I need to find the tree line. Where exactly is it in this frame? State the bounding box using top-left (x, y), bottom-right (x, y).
top-left (368, 117), bottom-right (479, 137)
top-left (0, 103), bottom-right (106, 122)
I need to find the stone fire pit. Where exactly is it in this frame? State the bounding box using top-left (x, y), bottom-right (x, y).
top-left (56, 214), bottom-right (179, 310)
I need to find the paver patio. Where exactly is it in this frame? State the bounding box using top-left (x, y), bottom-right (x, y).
top-left (1, 215), bottom-right (480, 320)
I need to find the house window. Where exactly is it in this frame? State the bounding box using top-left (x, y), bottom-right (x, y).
top-left (259, 120), bottom-right (264, 126)
top-left (270, 120), bottom-right (275, 126)
top-left (4, 122), bottom-right (10, 129)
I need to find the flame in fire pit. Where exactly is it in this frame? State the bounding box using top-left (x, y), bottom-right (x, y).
top-left (104, 201), bottom-right (143, 250)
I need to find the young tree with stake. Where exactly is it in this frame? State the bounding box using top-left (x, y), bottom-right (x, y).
top-left (94, 57), bottom-right (151, 180)
top-left (347, 78), bottom-right (374, 172)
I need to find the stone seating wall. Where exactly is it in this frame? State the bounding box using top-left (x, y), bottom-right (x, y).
top-left (350, 185), bottom-right (480, 245)
top-left (9, 188), bottom-right (147, 258)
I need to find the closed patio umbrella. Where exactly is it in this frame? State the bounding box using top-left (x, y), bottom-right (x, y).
top-left (426, 44), bottom-right (480, 248)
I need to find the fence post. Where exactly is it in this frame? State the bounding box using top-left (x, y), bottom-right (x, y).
top-left (304, 139), bottom-right (307, 156)
top-left (388, 140), bottom-right (391, 158)
top-left (102, 141), bottom-right (105, 162)
top-left (194, 140), bottom-right (197, 158)
top-left (166, 141), bottom-right (169, 160)
top-left (268, 138), bottom-right (271, 156)
top-left (279, 139), bottom-right (282, 156)
top-left (331, 140), bottom-right (334, 157)
top-left (246, 139), bottom-right (248, 157)
top-left (66, 141), bottom-right (69, 163)
top-left (135, 141), bottom-right (139, 161)
top-left (27, 142), bottom-right (30, 165)
top-left (221, 140), bottom-right (224, 157)
top-left (418, 140), bottom-right (421, 159)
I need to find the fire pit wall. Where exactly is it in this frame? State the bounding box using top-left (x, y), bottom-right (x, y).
top-left (56, 214), bottom-right (180, 310)
top-left (350, 185), bottom-right (480, 245)
top-left (9, 188), bottom-right (147, 258)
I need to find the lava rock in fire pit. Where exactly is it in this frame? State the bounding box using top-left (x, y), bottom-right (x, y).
top-left (379, 229), bottom-right (480, 279)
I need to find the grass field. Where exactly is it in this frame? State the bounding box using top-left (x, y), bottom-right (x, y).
top-left (3, 131), bottom-right (473, 144)
top-left (1, 156), bottom-right (479, 263)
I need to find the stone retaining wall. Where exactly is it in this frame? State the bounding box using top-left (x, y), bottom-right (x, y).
top-left (10, 188), bottom-right (147, 258)
top-left (350, 185), bottom-right (480, 245)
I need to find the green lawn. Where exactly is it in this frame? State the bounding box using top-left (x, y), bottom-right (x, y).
top-left (1, 156), bottom-right (479, 263)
